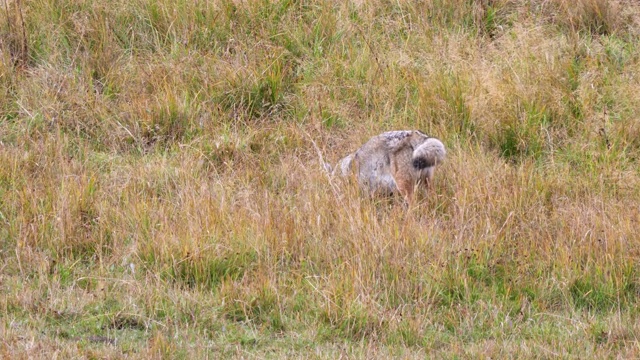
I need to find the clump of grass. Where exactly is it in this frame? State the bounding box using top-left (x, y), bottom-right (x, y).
top-left (490, 101), bottom-right (553, 161)
top-left (0, 0), bottom-right (29, 67)
top-left (554, 0), bottom-right (626, 35)
top-left (220, 277), bottom-right (286, 332)
top-left (570, 263), bottom-right (639, 312)
top-left (216, 51), bottom-right (297, 120)
top-left (166, 247), bottom-right (257, 290)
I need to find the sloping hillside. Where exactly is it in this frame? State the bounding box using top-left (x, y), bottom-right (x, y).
top-left (2, 0), bottom-right (640, 357)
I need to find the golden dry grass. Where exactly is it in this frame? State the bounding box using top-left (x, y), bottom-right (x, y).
top-left (2, 0), bottom-right (640, 358)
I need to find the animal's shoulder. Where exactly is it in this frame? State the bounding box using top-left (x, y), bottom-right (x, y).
top-left (379, 130), bottom-right (430, 149)
top-left (378, 131), bottom-right (413, 148)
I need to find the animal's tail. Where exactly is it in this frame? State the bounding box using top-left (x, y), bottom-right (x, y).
top-left (333, 153), bottom-right (354, 177)
top-left (412, 138), bottom-right (446, 170)
top-left (320, 154), bottom-right (354, 176)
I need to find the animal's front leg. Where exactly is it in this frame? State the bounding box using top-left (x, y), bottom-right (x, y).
top-left (394, 174), bottom-right (415, 207)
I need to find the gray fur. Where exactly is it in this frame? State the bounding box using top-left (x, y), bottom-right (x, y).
top-left (412, 138), bottom-right (446, 169)
top-left (333, 130), bottom-right (446, 200)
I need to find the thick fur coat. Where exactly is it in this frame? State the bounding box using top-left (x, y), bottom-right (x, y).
top-left (334, 130), bottom-right (446, 204)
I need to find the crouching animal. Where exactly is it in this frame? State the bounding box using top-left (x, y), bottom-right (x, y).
top-left (333, 130), bottom-right (446, 205)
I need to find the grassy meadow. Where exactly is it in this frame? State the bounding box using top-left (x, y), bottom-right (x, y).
top-left (2, 0), bottom-right (640, 357)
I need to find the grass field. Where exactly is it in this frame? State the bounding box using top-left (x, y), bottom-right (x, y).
top-left (2, 0), bottom-right (640, 358)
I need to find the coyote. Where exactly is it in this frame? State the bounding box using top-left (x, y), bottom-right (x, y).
top-left (333, 130), bottom-right (446, 205)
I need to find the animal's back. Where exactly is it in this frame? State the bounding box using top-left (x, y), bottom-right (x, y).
top-left (353, 131), bottom-right (416, 194)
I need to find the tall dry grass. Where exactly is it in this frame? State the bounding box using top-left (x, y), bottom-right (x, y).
top-left (2, 0), bottom-right (640, 358)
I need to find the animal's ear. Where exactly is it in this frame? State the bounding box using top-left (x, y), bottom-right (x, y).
top-left (408, 130), bottom-right (429, 147)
